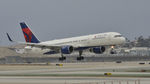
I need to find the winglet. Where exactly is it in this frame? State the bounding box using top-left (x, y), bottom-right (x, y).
top-left (6, 33), bottom-right (13, 42)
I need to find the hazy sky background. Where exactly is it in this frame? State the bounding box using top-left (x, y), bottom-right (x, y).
top-left (0, 0), bottom-right (150, 45)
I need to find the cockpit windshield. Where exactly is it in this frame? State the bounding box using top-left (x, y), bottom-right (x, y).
top-left (114, 35), bottom-right (123, 37)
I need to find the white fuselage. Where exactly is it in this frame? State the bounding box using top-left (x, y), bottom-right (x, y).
top-left (39, 32), bottom-right (125, 47)
top-left (25, 32), bottom-right (125, 53)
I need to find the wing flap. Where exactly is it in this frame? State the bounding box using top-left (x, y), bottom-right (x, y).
top-left (25, 43), bottom-right (61, 50)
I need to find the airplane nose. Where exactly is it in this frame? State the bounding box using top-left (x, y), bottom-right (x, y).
top-left (121, 37), bottom-right (126, 43)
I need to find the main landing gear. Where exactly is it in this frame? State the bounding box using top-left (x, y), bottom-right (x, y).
top-left (59, 53), bottom-right (66, 61)
top-left (77, 51), bottom-right (84, 60)
top-left (59, 51), bottom-right (84, 61)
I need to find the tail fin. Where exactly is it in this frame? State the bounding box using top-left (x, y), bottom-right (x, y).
top-left (20, 22), bottom-right (40, 43)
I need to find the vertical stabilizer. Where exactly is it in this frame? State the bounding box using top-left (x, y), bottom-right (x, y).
top-left (20, 22), bottom-right (40, 43)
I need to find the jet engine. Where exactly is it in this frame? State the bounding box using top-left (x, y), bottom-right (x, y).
top-left (61, 46), bottom-right (74, 54)
top-left (91, 46), bottom-right (105, 54)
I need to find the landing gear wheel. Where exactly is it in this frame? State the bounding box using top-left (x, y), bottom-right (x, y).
top-left (77, 56), bottom-right (84, 60)
top-left (77, 50), bottom-right (84, 61)
top-left (81, 56), bottom-right (84, 60)
top-left (110, 49), bottom-right (117, 54)
top-left (59, 57), bottom-right (66, 61)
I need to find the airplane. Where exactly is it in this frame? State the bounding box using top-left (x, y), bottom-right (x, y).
top-left (7, 22), bottom-right (126, 61)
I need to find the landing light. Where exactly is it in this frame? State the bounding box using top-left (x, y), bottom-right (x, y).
top-left (111, 46), bottom-right (114, 49)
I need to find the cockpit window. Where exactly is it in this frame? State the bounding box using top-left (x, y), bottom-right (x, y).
top-left (114, 35), bottom-right (122, 37)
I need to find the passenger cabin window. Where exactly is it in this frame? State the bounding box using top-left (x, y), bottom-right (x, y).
top-left (114, 35), bottom-right (122, 37)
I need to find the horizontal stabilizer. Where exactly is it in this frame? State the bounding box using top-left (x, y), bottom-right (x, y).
top-left (6, 33), bottom-right (13, 42)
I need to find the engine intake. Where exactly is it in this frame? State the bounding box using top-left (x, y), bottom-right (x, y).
top-left (61, 46), bottom-right (74, 54)
top-left (92, 46), bottom-right (105, 54)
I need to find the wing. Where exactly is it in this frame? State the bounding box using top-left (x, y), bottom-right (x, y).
top-left (25, 42), bottom-right (62, 50)
top-left (6, 33), bottom-right (63, 50)
top-left (7, 33), bottom-right (91, 51)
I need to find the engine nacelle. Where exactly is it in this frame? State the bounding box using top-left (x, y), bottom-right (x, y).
top-left (61, 46), bottom-right (74, 54)
top-left (92, 46), bottom-right (105, 54)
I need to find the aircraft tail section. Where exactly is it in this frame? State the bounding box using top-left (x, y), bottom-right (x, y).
top-left (20, 22), bottom-right (40, 43)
